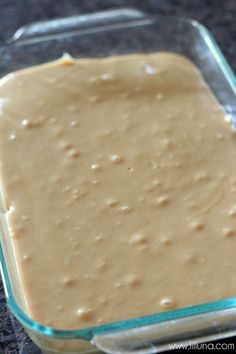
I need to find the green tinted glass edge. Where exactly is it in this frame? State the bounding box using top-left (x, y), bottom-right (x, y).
top-left (191, 19), bottom-right (236, 88)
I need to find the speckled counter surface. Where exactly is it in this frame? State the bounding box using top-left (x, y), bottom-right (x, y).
top-left (0, 1), bottom-right (235, 353)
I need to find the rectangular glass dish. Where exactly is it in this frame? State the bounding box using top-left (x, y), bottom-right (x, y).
top-left (0, 8), bottom-right (236, 354)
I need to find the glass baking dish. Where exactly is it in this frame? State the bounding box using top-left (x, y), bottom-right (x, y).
top-left (0, 7), bottom-right (236, 354)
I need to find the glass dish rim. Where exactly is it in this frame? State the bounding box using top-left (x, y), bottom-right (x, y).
top-left (0, 10), bottom-right (236, 342)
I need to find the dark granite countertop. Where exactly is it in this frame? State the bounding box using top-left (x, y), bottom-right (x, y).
top-left (0, 1), bottom-right (235, 353)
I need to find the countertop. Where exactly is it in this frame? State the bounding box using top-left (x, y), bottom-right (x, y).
top-left (0, 0), bottom-right (235, 353)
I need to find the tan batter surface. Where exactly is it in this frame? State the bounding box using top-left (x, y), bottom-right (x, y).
top-left (0, 53), bottom-right (236, 330)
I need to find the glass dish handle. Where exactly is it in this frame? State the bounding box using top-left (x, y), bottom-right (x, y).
top-left (93, 307), bottom-right (236, 353)
top-left (9, 8), bottom-right (146, 44)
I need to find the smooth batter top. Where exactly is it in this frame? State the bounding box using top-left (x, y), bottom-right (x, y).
top-left (0, 53), bottom-right (236, 330)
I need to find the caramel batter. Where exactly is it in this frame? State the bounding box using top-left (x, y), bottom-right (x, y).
top-left (0, 53), bottom-right (236, 330)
